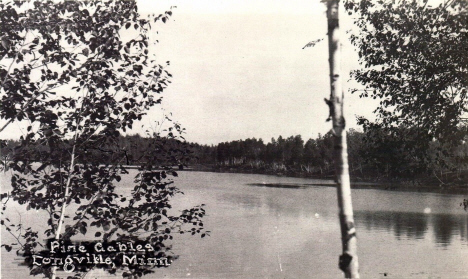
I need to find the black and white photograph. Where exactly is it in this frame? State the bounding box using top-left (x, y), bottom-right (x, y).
top-left (1, 0), bottom-right (467, 278)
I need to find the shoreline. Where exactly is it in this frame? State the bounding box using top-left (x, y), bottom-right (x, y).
top-left (184, 164), bottom-right (468, 195)
top-left (3, 164), bottom-right (467, 195)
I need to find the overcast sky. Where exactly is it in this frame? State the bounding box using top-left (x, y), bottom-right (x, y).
top-left (1, 0), bottom-right (381, 145)
top-left (139, 0), bottom-right (380, 145)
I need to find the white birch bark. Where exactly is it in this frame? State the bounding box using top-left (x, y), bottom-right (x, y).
top-left (326, 1), bottom-right (359, 278)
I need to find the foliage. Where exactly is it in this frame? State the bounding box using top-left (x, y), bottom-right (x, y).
top-left (0, 1), bottom-right (207, 278)
top-left (344, 0), bottom-right (467, 142)
top-left (195, 129), bottom-right (468, 184)
top-left (359, 122), bottom-right (433, 179)
top-left (4, 128), bottom-right (468, 184)
top-left (343, 0), bottom-right (468, 166)
top-left (205, 133), bottom-right (343, 176)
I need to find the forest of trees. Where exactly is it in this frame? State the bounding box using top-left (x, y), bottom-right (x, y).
top-left (1, 133), bottom-right (193, 168)
top-left (4, 126), bottom-right (467, 186)
top-left (194, 128), bottom-right (468, 186)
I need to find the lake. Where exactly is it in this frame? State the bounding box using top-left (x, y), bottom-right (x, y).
top-left (2, 171), bottom-right (468, 278)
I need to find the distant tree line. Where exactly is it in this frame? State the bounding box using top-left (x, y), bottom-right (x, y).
top-left (190, 127), bottom-right (468, 186)
top-left (2, 126), bottom-right (468, 186)
top-left (1, 134), bottom-right (192, 168)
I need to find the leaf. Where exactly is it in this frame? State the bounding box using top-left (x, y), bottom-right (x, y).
top-left (302, 38), bottom-right (324, 49)
top-left (125, 22), bottom-right (131, 29)
top-left (3, 245), bottom-right (12, 252)
top-left (36, 163), bottom-right (48, 172)
top-left (79, 225), bottom-right (87, 235)
top-left (1, 37), bottom-right (10, 49)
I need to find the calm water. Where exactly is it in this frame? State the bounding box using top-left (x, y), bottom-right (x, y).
top-left (2, 171), bottom-right (468, 278)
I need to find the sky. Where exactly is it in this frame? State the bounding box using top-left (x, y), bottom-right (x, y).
top-left (138, 0), bottom-right (379, 145)
top-left (1, 0), bottom-right (381, 145)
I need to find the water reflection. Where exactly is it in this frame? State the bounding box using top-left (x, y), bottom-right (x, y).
top-left (355, 210), bottom-right (468, 246)
top-left (219, 186), bottom-right (337, 220)
top-left (432, 213), bottom-right (468, 247)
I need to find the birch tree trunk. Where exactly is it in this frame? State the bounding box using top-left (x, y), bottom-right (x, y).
top-left (50, 144), bottom-right (76, 279)
top-left (326, 1), bottom-right (359, 278)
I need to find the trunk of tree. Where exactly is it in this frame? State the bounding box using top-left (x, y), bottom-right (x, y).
top-left (50, 143), bottom-right (77, 279)
top-left (326, 1), bottom-right (359, 278)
